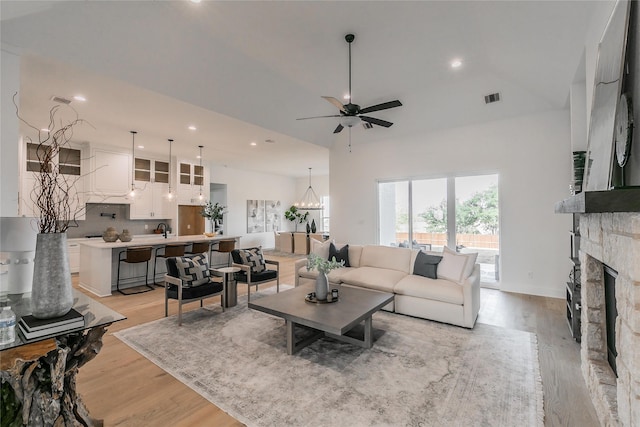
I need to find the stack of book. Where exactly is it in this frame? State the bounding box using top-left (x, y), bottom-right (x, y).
top-left (18, 309), bottom-right (85, 340)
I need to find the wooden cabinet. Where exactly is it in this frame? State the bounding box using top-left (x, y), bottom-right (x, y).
top-left (67, 240), bottom-right (81, 273)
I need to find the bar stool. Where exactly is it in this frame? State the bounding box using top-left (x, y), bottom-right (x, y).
top-left (116, 246), bottom-right (154, 295)
top-left (211, 239), bottom-right (236, 268)
top-left (186, 241), bottom-right (212, 260)
top-left (153, 243), bottom-right (187, 286)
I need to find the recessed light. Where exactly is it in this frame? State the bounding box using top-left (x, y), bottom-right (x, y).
top-left (343, 93), bottom-right (350, 100)
top-left (73, 95), bottom-right (86, 102)
top-left (40, 128), bottom-right (49, 132)
top-left (250, 142), bottom-right (257, 146)
top-left (451, 59), bottom-right (462, 69)
top-left (138, 145), bottom-right (144, 149)
top-left (190, 0), bottom-right (201, 3)
top-left (188, 125), bottom-right (197, 131)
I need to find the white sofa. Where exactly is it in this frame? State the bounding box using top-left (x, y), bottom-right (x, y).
top-left (294, 243), bottom-right (480, 328)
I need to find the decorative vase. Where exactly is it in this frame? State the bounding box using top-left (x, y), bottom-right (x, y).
top-left (311, 219), bottom-right (317, 233)
top-left (102, 227), bottom-right (119, 242)
top-left (315, 273), bottom-right (329, 301)
top-left (306, 222), bottom-right (311, 234)
top-left (119, 229), bottom-right (132, 242)
top-left (31, 233), bottom-right (74, 319)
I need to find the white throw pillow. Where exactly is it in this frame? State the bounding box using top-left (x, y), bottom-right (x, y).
top-left (437, 246), bottom-right (478, 284)
top-left (310, 238), bottom-right (333, 260)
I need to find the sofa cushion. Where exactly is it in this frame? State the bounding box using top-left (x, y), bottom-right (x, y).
top-left (413, 251), bottom-right (443, 279)
top-left (437, 247), bottom-right (478, 284)
top-left (394, 275), bottom-right (464, 305)
top-left (340, 266), bottom-right (405, 293)
top-left (359, 245), bottom-right (412, 273)
top-left (329, 243), bottom-right (350, 267)
top-left (297, 265), bottom-right (355, 284)
top-left (310, 238), bottom-right (333, 259)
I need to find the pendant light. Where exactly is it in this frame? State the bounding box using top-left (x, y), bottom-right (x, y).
top-left (294, 168), bottom-right (322, 210)
top-left (198, 145), bottom-right (204, 201)
top-left (167, 139), bottom-right (174, 200)
top-left (129, 131), bottom-right (137, 197)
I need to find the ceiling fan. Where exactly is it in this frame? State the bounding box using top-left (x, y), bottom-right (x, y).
top-left (297, 33), bottom-right (402, 134)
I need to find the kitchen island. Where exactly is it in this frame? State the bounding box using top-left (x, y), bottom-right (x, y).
top-left (79, 234), bottom-right (240, 296)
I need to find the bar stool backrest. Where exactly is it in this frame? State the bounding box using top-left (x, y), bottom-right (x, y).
top-left (164, 244), bottom-right (186, 257)
top-left (190, 241), bottom-right (210, 254)
top-left (217, 239), bottom-right (235, 253)
top-left (126, 246), bottom-right (153, 263)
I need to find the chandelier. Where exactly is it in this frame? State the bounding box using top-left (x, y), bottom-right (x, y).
top-left (294, 168), bottom-right (322, 210)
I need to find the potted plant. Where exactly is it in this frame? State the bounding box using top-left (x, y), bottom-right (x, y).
top-left (16, 98), bottom-right (89, 318)
top-left (284, 205), bottom-right (308, 232)
top-left (306, 253), bottom-right (344, 300)
top-left (201, 201), bottom-right (226, 234)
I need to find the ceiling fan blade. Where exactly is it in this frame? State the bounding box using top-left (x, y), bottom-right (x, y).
top-left (360, 116), bottom-right (393, 128)
top-left (359, 100), bottom-right (403, 114)
top-left (296, 114), bottom-right (342, 121)
top-left (322, 96), bottom-right (347, 112)
top-left (333, 124), bottom-right (344, 134)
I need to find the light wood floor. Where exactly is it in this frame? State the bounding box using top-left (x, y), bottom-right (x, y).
top-left (74, 255), bottom-right (599, 426)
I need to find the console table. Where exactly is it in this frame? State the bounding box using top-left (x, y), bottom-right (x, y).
top-left (0, 290), bottom-right (125, 426)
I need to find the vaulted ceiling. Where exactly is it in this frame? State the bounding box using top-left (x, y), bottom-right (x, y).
top-left (1, 1), bottom-right (598, 177)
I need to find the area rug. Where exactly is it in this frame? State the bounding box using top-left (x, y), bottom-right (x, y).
top-left (115, 288), bottom-right (544, 427)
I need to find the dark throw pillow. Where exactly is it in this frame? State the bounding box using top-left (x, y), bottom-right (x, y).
top-left (238, 248), bottom-right (266, 273)
top-left (329, 243), bottom-right (350, 267)
top-left (413, 251), bottom-right (443, 280)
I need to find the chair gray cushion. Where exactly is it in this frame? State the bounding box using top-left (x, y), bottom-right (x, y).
top-left (175, 254), bottom-right (210, 287)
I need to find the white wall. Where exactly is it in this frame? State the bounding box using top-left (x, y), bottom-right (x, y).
top-left (330, 110), bottom-right (572, 298)
top-left (1, 49), bottom-right (21, 217)
top-left (211, 165), bottom-right (298, 249)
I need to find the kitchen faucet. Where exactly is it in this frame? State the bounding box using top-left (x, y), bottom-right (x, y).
top-left (156, 223), bottom-right (168, 238)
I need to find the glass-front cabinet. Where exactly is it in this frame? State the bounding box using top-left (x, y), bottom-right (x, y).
top-left (129, 156), bottom-right (172, 219)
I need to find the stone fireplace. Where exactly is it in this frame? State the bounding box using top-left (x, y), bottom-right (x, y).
top-left (579, 212), bottom-right (640, 426)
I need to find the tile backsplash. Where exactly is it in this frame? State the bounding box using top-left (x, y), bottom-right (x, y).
top-left (66, 204), bottom-right (172, 239)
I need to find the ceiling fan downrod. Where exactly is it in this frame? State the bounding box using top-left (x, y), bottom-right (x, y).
top-left (346, 33), bottom-right (354, 104)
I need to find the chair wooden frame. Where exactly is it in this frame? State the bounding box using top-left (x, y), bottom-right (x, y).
top-left (232, 259), bottom-right (280, 302)
top-left (164, 266), bottom-right (225, 326)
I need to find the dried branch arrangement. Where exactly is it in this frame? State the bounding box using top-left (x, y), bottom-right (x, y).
top-left (15, 94), bottom-right (91, 233)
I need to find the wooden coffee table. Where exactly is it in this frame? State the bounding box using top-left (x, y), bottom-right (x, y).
top-left (248, 283), bottom-right (394, 355)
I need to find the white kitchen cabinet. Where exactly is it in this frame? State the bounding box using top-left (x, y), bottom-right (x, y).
top-left (90, 148), bottom-right (131, 202)
top-left (21, 142), bottom-right (86, 220)
top-left (67, 240), bottom-right (81, 273)
top-left (176, 160), bottom-right (208, 205)
top-left (129, 182), bottom-right (171, 219)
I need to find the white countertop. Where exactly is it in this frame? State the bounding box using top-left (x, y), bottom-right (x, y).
top-left (79, 234), bottom-right (240, 249)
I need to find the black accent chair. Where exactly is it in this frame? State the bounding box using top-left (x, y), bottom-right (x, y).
top-left (164, 255), bottom-right (225, 326)
top-left (230, 248), bottom-right (279, 302)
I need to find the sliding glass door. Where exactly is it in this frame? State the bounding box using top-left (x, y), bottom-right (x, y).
top-left (378, 174), bottom-right (499, 285)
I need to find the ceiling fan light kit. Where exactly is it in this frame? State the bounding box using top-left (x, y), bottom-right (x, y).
top-left (297, 33), bottom-right (402, 144)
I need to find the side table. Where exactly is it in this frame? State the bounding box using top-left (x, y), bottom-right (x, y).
top-left (211, 266), bottom-right (241, 307)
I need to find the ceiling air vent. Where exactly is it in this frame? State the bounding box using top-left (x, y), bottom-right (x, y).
top-left (484, 92), bottom-right (501, 104)
top-left (51, 96), bottom-right (71, 105)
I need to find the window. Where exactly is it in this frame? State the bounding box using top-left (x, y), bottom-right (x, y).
top-left (378, 174), bottom-right (499, 285)
top-left (321, 196), bottom-right (330, 232)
